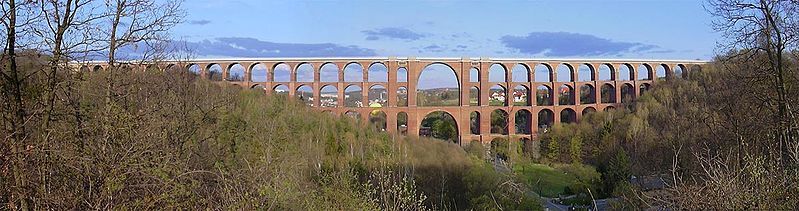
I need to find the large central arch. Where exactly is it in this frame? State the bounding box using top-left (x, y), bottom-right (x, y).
top-left (416, 63), bottom-right (460, 107)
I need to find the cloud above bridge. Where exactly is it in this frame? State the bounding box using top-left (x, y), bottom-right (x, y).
top-left (500, 32), bottom-right (664, 57)
top-left (362, 27), bottom-right (427, 41)
top-left (178, 37), bottom-right (377, 58)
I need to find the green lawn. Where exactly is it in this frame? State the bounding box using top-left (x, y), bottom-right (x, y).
top-left (513, 163), bottom-right (580, 197)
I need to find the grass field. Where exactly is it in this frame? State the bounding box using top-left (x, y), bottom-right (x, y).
top-left (513, 163), bottom-right (581, 197)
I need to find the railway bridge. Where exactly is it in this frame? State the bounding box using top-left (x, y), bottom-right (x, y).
top-left (80, 57), bottom-right (705, 145)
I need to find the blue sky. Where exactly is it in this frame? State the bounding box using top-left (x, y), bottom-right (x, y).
top-left (171, 0), bottom-right (717, 60)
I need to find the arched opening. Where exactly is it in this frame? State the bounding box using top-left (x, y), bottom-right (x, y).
top-left (604, 106), bottom-right (615, 112)
top-left (251, 63), bottom-right (268, 82)
top-left (397, 87), bottom-right (408, 107)
top-left (369, 110), bottom-right (387, 132)
top-left (655, 64), bottom-right (668, 79)
top-left (469, 67), bottom-right (479, 82)
top-left (296, 85), bottom-right (314, 106)
top-left (251, 84), bottom-right (266, 91)
top-left (296, 63), bottom-right (314, 82)
top-left (320, 63), bottom-right (339, 82)
top-left (491, 138), bottom-right (510, 162)
top-left (690, 65), bottom-right (702, 78)
top-left (227, 64), bottom-right (246, 81)
top-left (515, 109), bottom-right (532, 134)
top-left (420, 111), bottom-right (458, 143)
top-left (187, 64), bottom-right (201, 76)
top-left (601, 84), bottom-right (616, 103)
top-left (674, 64), bottom-right (685, 79)
top-left (556, 64), bottom-right (574, 82)
top-left (93, 65), bottom-right (104, 72)
top-left (621, 83), bottom-right (634, 103)
top-left (619, 64), bottom-right (633, 81)
top-left (274, 63), bottom-right (291, 82)
top-left (558, 84), bottom-right (575, 105)
top-left (512, 64), bottom-right (530, 82)
top-left (470, 111), bottom-right (480, 135)
top-left (489, 64), bottom-right (506, 82)
top-left (368, 85), bottom-right (388, 107)
top-left (273, 84), bottom-right (289, 96)
top-left (345, 85), bottom-right (363, 107)
top-left (560, 108), bottom-right (577, 124)
top-left (536, 85), bottom-right (553, 106)
top-left (469, 86), bottom-right (480, 106)
top-left (491, 109), bottom-right (509, 135)
top-left (489, 84), bottom-right (507, 106)
top-left (577, 64), bottom-right (594, 82)
top-left (368, 62), bottom-right (388, 82)
top-left (639, 83), bottom-right (651, 95)
top-left (416, 63), bottom-right (459, 106)
top-left (580, 84), bottom-right (596, 104)
top-left (534, 64), bottom-right (552, 82)
top-left (207, 64), bottom-right (223, 81)
top-left (344, 111), bottom-right (361, 121)
top-left (598, 64), bottom-right (613, 81)
top-left (344, 62), bottom-right (364, 82)
top-left (538, 109), bottom-right (554, 131)
top-left (320, 85), bottom-right (338, 107)
top-left (397, 112), bottom-right (408, 135)
top-left (582, 107), bottom-right (596, 116)
top-left (397, 67), bottom-right (408, 82)
top-left (637, 64), bottom-right (652, 80)
top-left (513, 85), bottom-right (531, 106)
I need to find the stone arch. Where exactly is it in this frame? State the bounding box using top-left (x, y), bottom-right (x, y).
top-left (637, 64), bottom-right (653, 80)
top-left (655, 64), bottom-right (668, 79)
top-left (560, 108), bottom-right (577, 123)
top-left (639, 83), bottom-right (651, 95)
top-left (416, 63), bottom-right (460, 106)
top-left (619, 64), bottom-right (634, 81)
top-left (513, 85), bottom-right (531, 106)
top-left (419, 111), bottom-right (459, 143)
top-left (621, 83), bottom-right (634, 103)
top-left (251, 63), bottom-right (268, 82)
top-left (251, 84), bottom-right (266, 91)
top-left (604, 106), bottom-right (616, 112)
top-left (490, 109), bottom-right (509, 135)
top-left (273, 84), bottom-right (289, 95)
top-left (538, 109), bottom-right (554, 130)
top-left (556, 63), bottom-right (574, 82)
top-left (580, 84), bottom-right (596, 104)
top-left (489, 84), bottom-right (507, 106)
top-left (577, 64), bottom-right (594, 82)
top-left (320, 63), bottom-right (339, 82)
top-left (344, 110), bottom-right (361, 121)
top-left (273, 63), bottom-right (291, 82)
top-left (296, 63), bottom-right (314, 82)
top-left (598, 64), bottom-right (614, 81)
top-left (600, 83), bottom-right (616, 103)
top-left (368, 84), bottom-right (388, 107)
top-left (227, 63), bottom-right (246, 81)
top-left (79, 66), bottom-right (90, 72)
top-left (558, 84), bottom-right (575, 105)
top-left (470, 111), bottom-right (480, 135)
top-left (397, 112), bottom-right (408, 135)
top-left (296, 85), bottom-right (314, 106)
top-left (489, 63), bottom-right (507, 82)
top-left (320, 85), bottom-right (338, 108)
top-left (511, 63), bottom-right (530, 82)
top-left (344, 62), bottom-right (364, 82)
top-left (674, 64), bottom-right (686, 78)
top-left (369, 110), bottom-right (387, 131)
top-left (469, 67), bottom-right (480, 82)
top-left (93, 65), bottom-right (104, 72)
top-left (515, 109), bottom-right (532, 134)
top-left (536, 85), bottom-right (553, 106)
top-left (187, 64), bottom-right (201, 75)
top-left (469, 86), bottom-right (480, 106)
top-left (397, 67), bottom-right (408, 82)
top-left (582, 107), bottom-right (597, 116)
top-left (397, 86), bottom-right (408, 107)
top-left (534, 63), bottom-right (553, 82)
top-left (207, 64), bottom-right (223, 81)
top-left (344, 85), bottom-right (363, 107)
top-left (368, 62), bottom-right (388, 82)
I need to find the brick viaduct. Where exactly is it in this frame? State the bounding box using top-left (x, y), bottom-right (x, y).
top-left (80, 57), bottom-right (706, 145)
